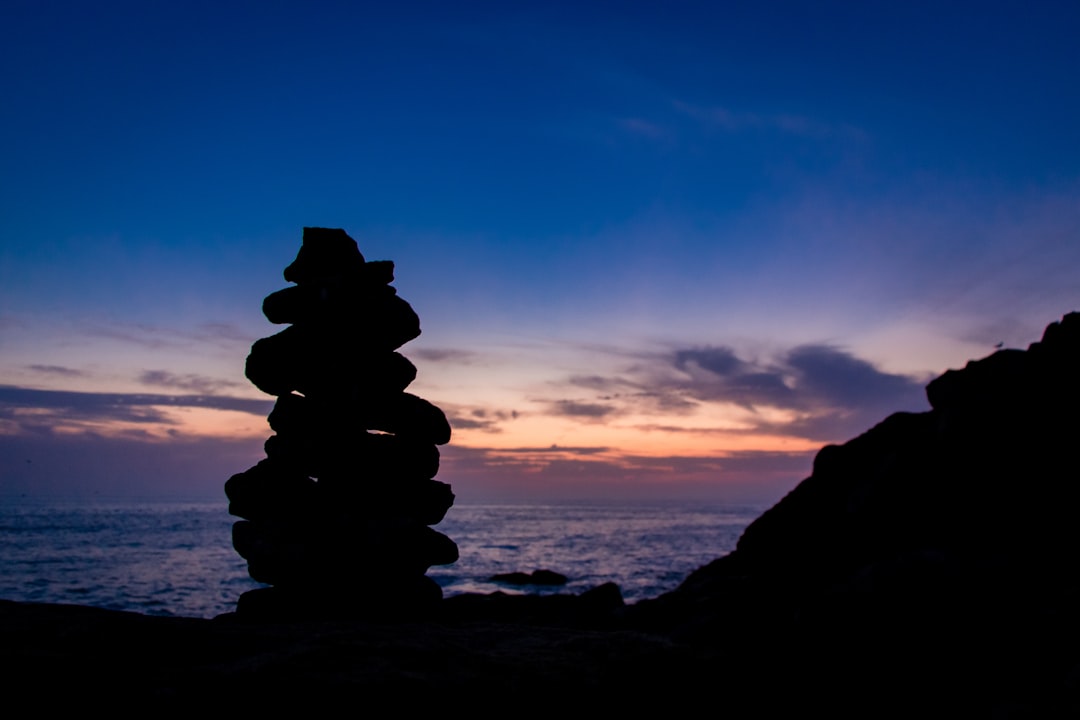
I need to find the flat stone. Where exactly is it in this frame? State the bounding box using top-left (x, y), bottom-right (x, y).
top-left (284, 227), bottom-right (366, 285)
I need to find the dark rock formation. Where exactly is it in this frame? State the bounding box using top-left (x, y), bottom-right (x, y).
top-left (629, 311), bottom-right (1080, 716)
top-left (225, 227), bottom-right (457, 618)
top-left (666, 312), bottom-right (1080, 597)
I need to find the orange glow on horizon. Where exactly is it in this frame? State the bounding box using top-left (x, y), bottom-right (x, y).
top-left (448, 402), bottom-right (823, 458)
top-left (5, 398), bottom-right (821, 467)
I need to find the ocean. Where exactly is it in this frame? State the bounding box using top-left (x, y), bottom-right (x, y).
top-left (0, 499), bottom-right (764, 618)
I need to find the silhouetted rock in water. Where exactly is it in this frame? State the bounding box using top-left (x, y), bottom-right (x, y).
top-left (490, 569), bottom-right (569, 586)
top-left (225, 227), bottom-right (457, 618)
top-left (443, 581), bottom-right (624, 626)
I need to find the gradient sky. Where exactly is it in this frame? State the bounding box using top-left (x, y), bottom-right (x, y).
top-left (2, 1), bottom-right (1078, 503)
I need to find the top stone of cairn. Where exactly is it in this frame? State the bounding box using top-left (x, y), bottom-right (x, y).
top-left (284, 227), bottom-right (367, 285)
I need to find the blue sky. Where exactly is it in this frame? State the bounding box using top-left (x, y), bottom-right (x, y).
top-left (2, 1), bottom-right (1078, 502)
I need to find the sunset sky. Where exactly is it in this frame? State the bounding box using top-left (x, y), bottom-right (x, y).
top-left (2, 1), bottom-right (1078, 503)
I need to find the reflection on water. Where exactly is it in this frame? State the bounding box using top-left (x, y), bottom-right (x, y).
top-left (0, 501), bottom-right (256, 618)
top-left (432, 504), bottom-right (760, 599)
top-left (0, 500), bottom-right (762, 618)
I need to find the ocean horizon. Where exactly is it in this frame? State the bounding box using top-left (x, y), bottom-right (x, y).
top-left (0, 497), bottom-right (765, 618)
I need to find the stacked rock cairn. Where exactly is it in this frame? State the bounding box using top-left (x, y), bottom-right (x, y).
top-left (225, 227), bottom-right (458, 618)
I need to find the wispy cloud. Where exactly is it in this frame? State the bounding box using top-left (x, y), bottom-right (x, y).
top-left (630, 423), bottom-right (741, 435)
top-left (26, 365), bottom-right (88, 378)
top-left (492, 445), bottom-right (609, 455)
top-left (540, 341), bottom-right (927, 442)
top-left (672, 99), bottom-right (867, 141)
top-left (545, 400), bottom-right (618, 419)
top-left (139, 370), bottom-right (244, 394)
top-left (83, 324), bottom-right (183, 351)
top-left (443, 404), bottom-right (519, 433)
top-left (564, 374), bottom-right (699, 413)
top-left (194, 322), bottom-right (252, 343)
top-left (82, 321), bottom-right (255, 351)
top-left (616, 117), bottom-right (670, 140)
top-left (412, 348), bottom-right (480, 364)
top-left (0, 385), bottom-right (273, 430)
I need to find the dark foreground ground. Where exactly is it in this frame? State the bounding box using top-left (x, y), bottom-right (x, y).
top-left (2, 580), bottom-right (1078, 717)
top-left (2, 594), bottom-right (694, 711)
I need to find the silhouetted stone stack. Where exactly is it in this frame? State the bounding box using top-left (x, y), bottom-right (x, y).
top-left (225, 227), bottom-right (457, 618)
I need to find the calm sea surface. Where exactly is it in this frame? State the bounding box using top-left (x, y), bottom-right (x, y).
top-left (0, 500), bottom-right (763, 618)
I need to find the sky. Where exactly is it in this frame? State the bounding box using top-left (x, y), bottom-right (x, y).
top-left (1, 1), bottom-right (1078, 504)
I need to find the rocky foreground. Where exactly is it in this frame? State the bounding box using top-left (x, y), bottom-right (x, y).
top-left (5, 315), bottom-right (1080, 715)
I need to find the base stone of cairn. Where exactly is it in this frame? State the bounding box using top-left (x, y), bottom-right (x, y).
top-left (225, 227), bottom-right (457, 619)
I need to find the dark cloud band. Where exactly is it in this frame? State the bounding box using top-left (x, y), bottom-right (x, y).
top-left (0, 385), bottom-right (273, 424)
